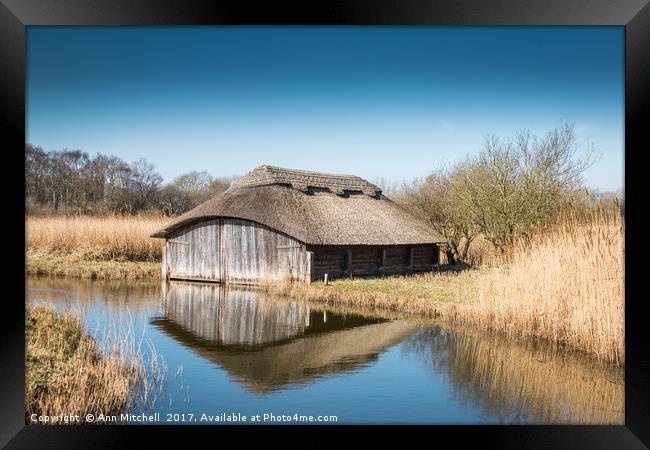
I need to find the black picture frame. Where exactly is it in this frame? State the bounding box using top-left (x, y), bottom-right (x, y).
top-left (2, 0), bottom-right (648, 448)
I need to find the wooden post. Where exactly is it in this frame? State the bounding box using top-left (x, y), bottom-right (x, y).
top-left (305, 249), bottom-right (314, 283)
top-left (324, 273), bottom-right (329, 285)
top-left (381, 248), bottom-right (387, 275)
top-left (347, 249), bottom-right (353, 279)
top-left (409, 247), bottom-right (414, 273)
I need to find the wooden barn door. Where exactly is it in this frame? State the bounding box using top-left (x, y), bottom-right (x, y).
top-left (222, 218), bottom-right (305, 283)
top-left (166, 219), bottom-right (221, 282)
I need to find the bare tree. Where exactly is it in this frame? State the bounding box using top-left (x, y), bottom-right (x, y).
top-left (455, 123), bottom-right (599, 252)
top-left (129, 158), bottom-right (163, 211)
top-left (396, 123), bottom-right (599, 262)
top-left (395, 168), bottom-right (479, 265)
top-left (25, 144), bottom-right (50, 206)
top-left (160, 171), bottom-right (237, 215)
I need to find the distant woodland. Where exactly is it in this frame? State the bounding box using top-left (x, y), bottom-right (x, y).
top-left (25, 144), bottom-right (236, 216)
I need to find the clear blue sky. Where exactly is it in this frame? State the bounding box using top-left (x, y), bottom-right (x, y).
top-left (26, 26), bottom-right (624, 192)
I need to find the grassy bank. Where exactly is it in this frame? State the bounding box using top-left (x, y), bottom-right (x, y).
top-left (27, 255), bottom-right (161, 280)
top-left (263, 216), bottom-right (624, 364)
top-left (25, 304), bottom-right (159, 423)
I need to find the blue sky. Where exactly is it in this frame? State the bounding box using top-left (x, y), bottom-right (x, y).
top-left (26, 26), bottom-right (624, 191)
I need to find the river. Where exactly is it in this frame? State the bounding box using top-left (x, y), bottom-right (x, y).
top-left (25, 276), bottom-right (623, 425)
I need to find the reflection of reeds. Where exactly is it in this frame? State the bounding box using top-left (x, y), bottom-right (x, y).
top-left (25, 304), bottom-right (166, 423)
top-left (26, 276), bottom-right (162, 313)
top-left (402, 326), bottom-right (624, 424)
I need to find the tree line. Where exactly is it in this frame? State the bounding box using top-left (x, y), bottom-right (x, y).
top-left (25, 144), bottom-right (236, 216)
top-left (393, 123), bottom-right (623, 264)
top-left (26, 123), bottom-right (622, 264)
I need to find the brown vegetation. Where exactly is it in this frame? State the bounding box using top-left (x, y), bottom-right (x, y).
top-left (263, 213), bottom-right (624, 364)
top-left (25, 144), bottom-right (236, 216)
top-left (395, 123), bottom-right (605, 264)
top-left (27, 255), bottom-right (161, 280)
top-left (27, 215), bottom-right (166, 262)
top-left (25, 304), bottom-right (164, 423)
top-left (26, 215), bottom-right (165, 280)
top-left (25, 210), bottom-right (623, 364)
top-left (25, 209), bottom-right (623, 364)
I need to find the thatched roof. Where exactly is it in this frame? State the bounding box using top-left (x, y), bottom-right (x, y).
top-left (152, 165), bottom-right (446, 245)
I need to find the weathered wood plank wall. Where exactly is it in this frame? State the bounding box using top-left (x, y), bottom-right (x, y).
top-left (223, 218), bottom-right (308, 283)
top-left (350, 247), bottom-right (382, 276)
top-left (166, 219), bottom-right (221, 281)
top-left (413, 246), bottom-right (436, 271)
top-left (165, 219), bottom-right (440, 284)
top-left (311, 247), bottom-right (349, 279)
top-left (309, 244), bottom-right (440, 281)
top-left (383, 247), bottom-right (410, 273)
top-left (166, 218), bottom-right (310, 284)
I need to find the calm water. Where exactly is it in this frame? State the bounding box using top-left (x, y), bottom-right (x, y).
top-left (25, 277), bottom-right (624, 425)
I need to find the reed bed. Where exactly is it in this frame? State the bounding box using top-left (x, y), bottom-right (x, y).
top-left (26, 215), bottom-right (166, 262)
top-left (25, 304), bottom-right (165, 424)
top-left (263, 215), bottom-right (624, 364)
top-left (467, 216), bottom-right (624, 364)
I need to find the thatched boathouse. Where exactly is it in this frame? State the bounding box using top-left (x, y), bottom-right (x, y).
top-left (151, 165), bottom-right (446, 284)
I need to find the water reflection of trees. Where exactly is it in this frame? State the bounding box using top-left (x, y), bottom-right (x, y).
top-left (402, 327), bottom-right (624, 424)
top-left (26, 276), bottom-right (161, 312)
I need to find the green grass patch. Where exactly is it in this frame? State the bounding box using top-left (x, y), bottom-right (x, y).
top-left (310, 270), bottom-right (485, 305)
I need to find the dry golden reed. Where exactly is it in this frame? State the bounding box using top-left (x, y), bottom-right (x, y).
top-left (467, 216), bottom-right (624, 364)
top-left (26, 215), bottom-right (167, 262)
top-left (26, 255), bottom-right (162, 281)
top-left (26, 305), bottom-right (136, 422)
top-left (263, 214), bottom-right (624, 364)
top-left (25, 304), bottom-right (165, 424)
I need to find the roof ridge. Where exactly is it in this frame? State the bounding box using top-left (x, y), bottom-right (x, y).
top-left (258, 164), bottom-right (361, 179)
top-left (232, 165), bottom-right (382, 196)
